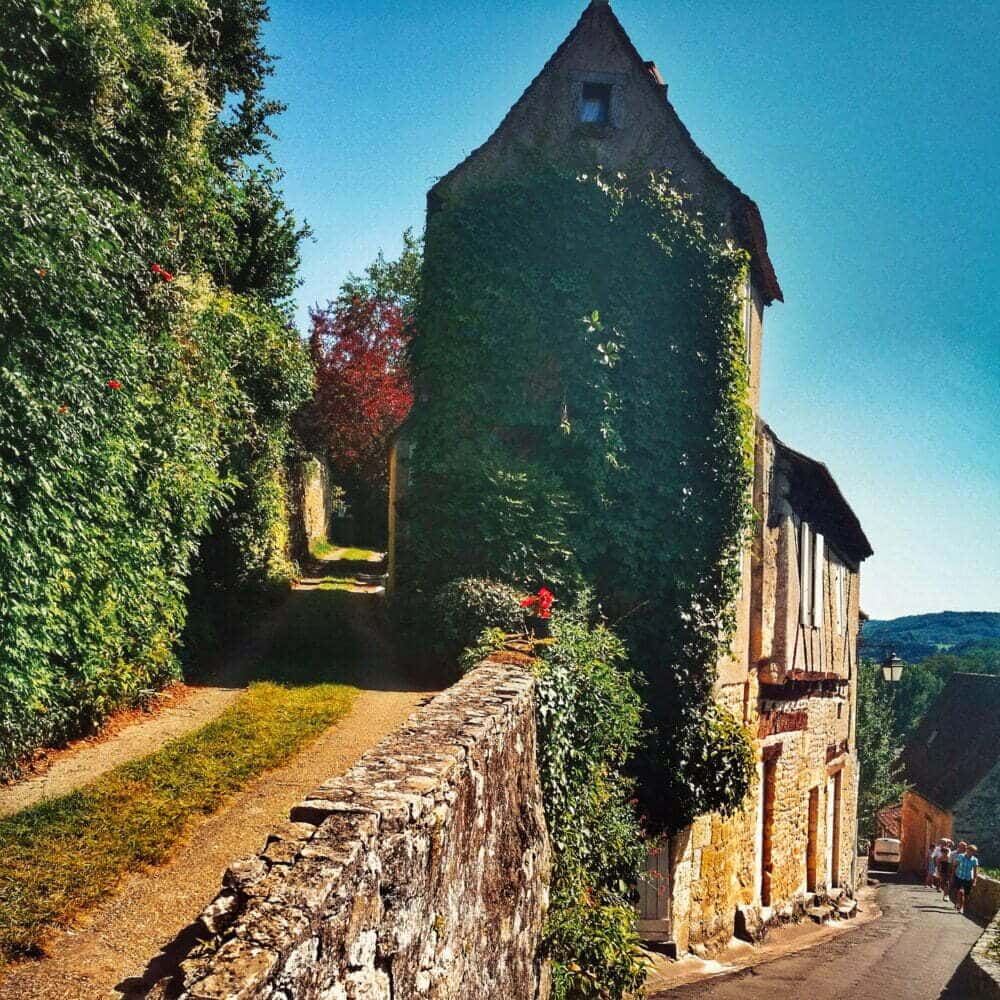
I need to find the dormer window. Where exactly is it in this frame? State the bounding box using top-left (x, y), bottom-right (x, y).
top-left (580, 82), bottom-right (611, 123)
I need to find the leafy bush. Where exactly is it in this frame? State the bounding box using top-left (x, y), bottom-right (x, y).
top-left (534, 619), bottom-right (647, 998)
top-left (433, 577), bottom-right (526, 660)
top-left (0, 1), bottom-right (310, 775)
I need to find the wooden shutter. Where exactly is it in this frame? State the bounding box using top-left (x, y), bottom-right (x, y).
top-left (812, 533), bottom-right (825, 629)
top-left (835, 562), bottom-right (845, 635)
top-left (800, 520), bottom-right (812, 625)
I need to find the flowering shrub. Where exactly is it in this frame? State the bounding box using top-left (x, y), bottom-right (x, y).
top-left (431, 577), bottom-right (526, 664)
top-left (535, 619), bottom-right (647, 999)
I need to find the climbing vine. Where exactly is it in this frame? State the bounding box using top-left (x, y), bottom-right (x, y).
top-left (400, 167), bottom-right (756, 829)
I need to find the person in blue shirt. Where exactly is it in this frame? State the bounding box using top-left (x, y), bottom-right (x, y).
top-left (953, 841), bottom-right (979, 914)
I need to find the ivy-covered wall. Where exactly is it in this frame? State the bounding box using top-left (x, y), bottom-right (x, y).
top-left (399, 167), bottom-right (756, 829)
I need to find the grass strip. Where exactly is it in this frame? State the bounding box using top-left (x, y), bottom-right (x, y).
top-left (0, 587), bottom-right (361, 966)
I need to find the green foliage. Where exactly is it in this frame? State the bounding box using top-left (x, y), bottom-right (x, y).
top-left (339, 227), bottom-right (424, 314)
top-left (534, 619), bottom-right (647, 999)
top-left (0, 1), bottom-right (311, 775)
top-left (861, 611), bottom-right (1000, 664)
top-left (856, 660), bottom-right (908, 843)
top-left (432, 577), bottom-right (526, 662)
top-left (400, 167), bottom-right (756, 828)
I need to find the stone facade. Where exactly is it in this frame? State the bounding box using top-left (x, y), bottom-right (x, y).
top-left (390, 0), bottom-right (873, 957)
top-left (164, 664), bottom-right (551, 1000)
top-left (899, 789), bottom-right (952, 875)
top-left (658, 424), bottom-right (870, 953)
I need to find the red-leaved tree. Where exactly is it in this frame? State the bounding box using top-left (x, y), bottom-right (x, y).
top-left (306, 293), bottom-right (413, 530)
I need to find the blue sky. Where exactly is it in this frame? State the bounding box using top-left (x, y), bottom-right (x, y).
top-left (262, 0), bottom-right (999, 621)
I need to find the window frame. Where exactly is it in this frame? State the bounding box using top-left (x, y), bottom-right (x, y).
top-left (580, 82), bottom-right (612, 124)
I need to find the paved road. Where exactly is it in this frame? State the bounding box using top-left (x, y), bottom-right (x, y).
top-left (658, 880), bottom-right (984, 1000)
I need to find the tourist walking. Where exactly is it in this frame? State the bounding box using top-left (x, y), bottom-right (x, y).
top-left (927, 840), bottom-right (942, 888)
top-left (954, 843), bottom-right (979, 914)
top-left (936, 838), bottom-right (954, 894)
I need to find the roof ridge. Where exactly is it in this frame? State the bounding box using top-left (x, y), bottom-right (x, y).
top-left (427, 3), bottom-right (783, 303)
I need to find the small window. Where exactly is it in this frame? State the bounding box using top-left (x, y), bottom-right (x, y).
top-left (580, 82), bottom-right (611, 124)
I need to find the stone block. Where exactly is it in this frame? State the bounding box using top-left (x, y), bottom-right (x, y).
top-left (734, 904), bottom-right (767, 943)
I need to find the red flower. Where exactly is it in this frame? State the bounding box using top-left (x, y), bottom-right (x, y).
top-left (151, 264), bottom-right (174, 282)
top-left (36, 267), bottom-right (47, 278)
top-left (521, 587), bottom-right (556, 619)
top-left (106, 379), bottom-right (123, 390)
top-left (57, 404), bottom-right (69, 414)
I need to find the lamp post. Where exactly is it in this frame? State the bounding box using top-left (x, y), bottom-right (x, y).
top-left (881, 651), bottom-right (905, 685)
top-left (880, 651), bottom-right (906, 727)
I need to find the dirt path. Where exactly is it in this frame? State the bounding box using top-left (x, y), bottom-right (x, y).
top-left (0, 683), bottom-right (433, 1000)
top-left (0, 600), bottom-right (293, 819)
top-left (0, 554), bottom-right (441, 1000)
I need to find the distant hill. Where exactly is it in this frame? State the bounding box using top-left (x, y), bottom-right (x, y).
top-left (860, 611), bottom-right (1000, 663)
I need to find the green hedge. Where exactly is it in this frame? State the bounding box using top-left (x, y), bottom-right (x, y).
top-left (0, 1), bottom-right (311, 775)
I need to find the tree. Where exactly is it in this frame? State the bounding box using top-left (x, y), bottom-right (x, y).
top-left (857, 659), bottom-right (908, 843)
top-left (300, 234), bottom-right (420, 538)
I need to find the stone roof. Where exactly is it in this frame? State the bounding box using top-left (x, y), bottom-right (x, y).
top-left (763, 422), bottom-right (874, 566)
top-left (428, 1), bottom-right (783, 304)
top-left (898, 673), bottom-right (1000, 811)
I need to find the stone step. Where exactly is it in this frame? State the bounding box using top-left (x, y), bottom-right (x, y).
top-left (806, 904), bottom-right (834, 923)
top-left (837, 899), bottom-right (858, 919)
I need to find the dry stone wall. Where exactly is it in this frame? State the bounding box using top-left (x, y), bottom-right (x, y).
top-left (957, 875), bottom-right (1000, 998)
top-left (172, 663), bottom-right (551, 1000)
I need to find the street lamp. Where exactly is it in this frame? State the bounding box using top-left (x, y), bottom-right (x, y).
top-left (881, 651), bottom-right (905, 684)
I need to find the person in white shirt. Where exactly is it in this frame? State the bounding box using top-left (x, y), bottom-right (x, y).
top-left (927, 840), bottom-right (944, 889)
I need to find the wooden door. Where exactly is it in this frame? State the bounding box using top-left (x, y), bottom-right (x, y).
top-left (807, 786), bottom-right (820, 892)
top-left (761, 759), bottom-right (778, 906)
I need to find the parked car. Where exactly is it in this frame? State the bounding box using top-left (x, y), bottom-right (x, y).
top-left (871, 837), bottom-right (902, 871)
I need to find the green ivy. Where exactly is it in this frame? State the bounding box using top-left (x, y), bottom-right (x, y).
top-left (400, 167), bottom-right (755, 829)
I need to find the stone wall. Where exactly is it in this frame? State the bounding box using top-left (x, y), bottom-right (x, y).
top-left (288, 456), bottom-right (340, 561)
top-left (968, 874), bottom-right (1000, 926)
top-left (957, 876), bottom-right (1000, 998)
top-left (168, 663), bottom-right (551, 1000)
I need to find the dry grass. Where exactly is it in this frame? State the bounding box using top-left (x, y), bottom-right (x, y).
top-left (0, 579), bottom-right (361, 966)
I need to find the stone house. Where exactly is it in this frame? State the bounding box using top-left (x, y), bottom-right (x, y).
top-left (897, 673), bottom-right (1000, 872)
top-left (655, 422), bottom-right (872, 950)
top-left (391, 0), bottom-right (873, 953)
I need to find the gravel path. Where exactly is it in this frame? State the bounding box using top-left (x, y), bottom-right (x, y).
top-left (0, 683), bottom-right (433, 1000)
top-left (0, 556), bottom-right (440, 999)
top-left (0, 602), bottom-right (293, 819)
